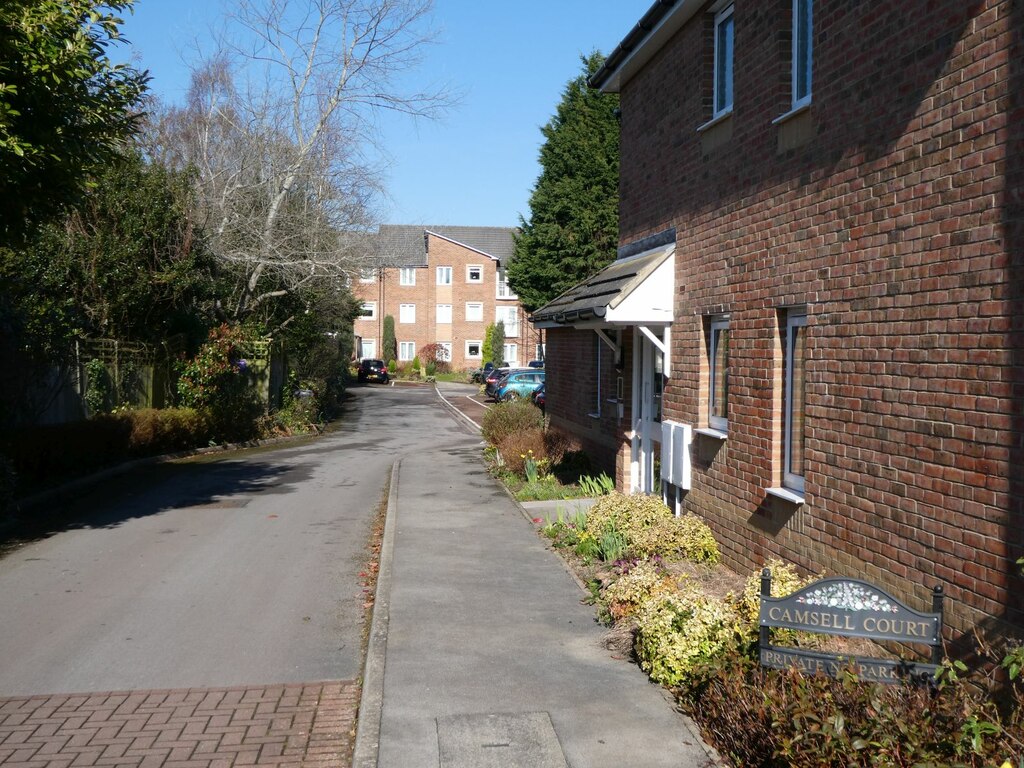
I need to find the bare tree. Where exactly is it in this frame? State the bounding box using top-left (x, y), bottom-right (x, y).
top-left (146, 0), bottom-right (449, 326)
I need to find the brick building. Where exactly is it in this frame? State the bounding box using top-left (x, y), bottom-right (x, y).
top-left (533, 0), bottom-right (1022, 640)
top-left (352, 225), bottom-right (542, 371)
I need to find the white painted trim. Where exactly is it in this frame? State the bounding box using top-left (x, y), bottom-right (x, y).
top-left (638, 325), bottom-right (666, 355)
top-left (695, 427), bottom-right (728, 440)
top-left (766, 486), bottom-right (805, 505)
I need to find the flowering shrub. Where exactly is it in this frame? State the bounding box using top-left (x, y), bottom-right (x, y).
top-left (601, 560), bottom-right (677, 622)
top-left (634, 586), bottom-right (740, 688)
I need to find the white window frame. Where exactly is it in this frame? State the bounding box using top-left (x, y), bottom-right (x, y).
top-left (359, 302), bottom-right (376, 320)
top-left (784, 310), bottom-right (808, 493)
top-left (792, 0), bottom-right (813, 109)
top-left (436, 266), bottom-right (452, 286)
top-left (437, 342), bottom-right (452, 362)
top-left (399, 303), bottom-right (416, 324)
top-left (398, 341), bottom-right (416, 361)
top-left (399, 267), bottom-right (416, 286)
top-left (436, 304), bottom-right (452, 324)
top-left (361, 339), bottom-right (376, 358)
top-left (465, 302), bottom-right (484, 322)
top-left (708, 317), bottom-right (729, 432)
top-left (496, 269), bottom-right (517, 299)
top-left (503, 343), bottom-right (518, 367)
top-left (359, 268), bottom-right (376, 283)
top-left (466, 264), bottom-right (483, 283)
top-left (495, 306), bottom-right (519, 337)
top-left (465, 340), bottom-right (483, 359)
top-left (713, 4), bottom-right (735, 119)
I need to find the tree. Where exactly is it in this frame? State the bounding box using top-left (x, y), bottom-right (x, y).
top-left (0, 0), bottom-right (148, 244)
top-left (507, 52), bottom-right (620, 313)
top-left (382, 315), bottom-right (397, 365)
top-left (146, 0), bottom-right (450, 330)
top-left (491, 321), bottom-right (505, 367)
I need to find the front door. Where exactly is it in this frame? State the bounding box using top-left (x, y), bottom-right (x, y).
top-left (631, 329), bottom-right (664, 494)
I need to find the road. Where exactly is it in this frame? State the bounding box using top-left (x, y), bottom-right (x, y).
top-left (0, 382), bottom-right (478, 767)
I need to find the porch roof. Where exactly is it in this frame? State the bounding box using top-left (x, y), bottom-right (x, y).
top-left (531, 235), bottom-right (675, 328)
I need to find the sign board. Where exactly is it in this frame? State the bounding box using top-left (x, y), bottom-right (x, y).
top-left (758, 572), bottom-right (944, 684)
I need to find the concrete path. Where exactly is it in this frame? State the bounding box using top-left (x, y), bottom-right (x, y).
top-left (359, 403), bottom-right (717, 767)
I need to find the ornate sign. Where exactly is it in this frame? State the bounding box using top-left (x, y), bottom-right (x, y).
top-left (758, 572), bottom-right (944, 684)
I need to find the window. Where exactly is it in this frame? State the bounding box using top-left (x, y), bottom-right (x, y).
top-left (496, 306), bottom-right (519, 337)
top-left (400, 268), bottom-right (416, 286)
top-left (399, 341), bottom-right (415, 361)
top-left (360, 339), bottom-right (376, 358)
top-left (467, 265), bottom-right (483, 283)
top-left (359, 302), bottom-right (376, 320)
top-left (713, 4), bottom-right (734, 118)
top-left (466, 340), bottom-right (482, 359)
top-left (437, 342), bottom-right (452, 362)
top-left (792, 0), bottom-right (812, 108)
top-left (436, 266), bottom-right (452, 285)
top-left (708, 318), bottom-right (729, 431)
top-left (436, 304), bottom-right (452, 324)
top-left (503, 343), bottom-right (518, 367)
top-left (465, 302), bottom-right (484, 322)
top-left (399, 303), bottom-right (416, 323)
top-left (496, 269), bottom-right (517, 299)
top-left (783, 310), bottom-right (808, 492)
top-left (359, 268), bottom-right (376, 283)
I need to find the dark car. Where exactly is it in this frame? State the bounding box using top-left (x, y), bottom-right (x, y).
top-left (358, 358), bottom-right (389, 383)
top-left (531, 383), bottom-right (545, 412)
top-left (526, 360), bottom-right (544, 369)
top-left (470, 361), bottom-right (495, 383)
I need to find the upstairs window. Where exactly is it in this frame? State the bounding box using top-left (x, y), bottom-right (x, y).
top-left (792, 0), bottom-right (813, 108)
top-left (467, 265), bottom-right (483, 283)
top-left (400, 268), bottom-right (416, 286)
top-left (436, 266), bottom-right (452, 286)
top-left (496, 306), bottom-right (519, 337)
top-left (359, 268), bottom-right (376, 283)
top-left (436, 304), bottom-right (452, 324)
top-left (466, 302), bottom-right (484, 322)
top-left (359, 302), bottom-right (376, 320)
top-left (399, 303), bottom-right (416, 323)
top-left (713, 4), bottom-right (735, 118)
top-left (496, 269), bottom-right (517, 299)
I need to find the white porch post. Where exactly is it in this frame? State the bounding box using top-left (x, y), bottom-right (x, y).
top-left (630, 326), bottom-right (641, 493)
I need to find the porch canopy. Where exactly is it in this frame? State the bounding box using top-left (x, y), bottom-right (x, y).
top-left (530, 229), bottom-right (675, 330)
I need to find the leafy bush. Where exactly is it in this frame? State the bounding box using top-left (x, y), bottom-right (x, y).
top-left (177, 324), bottom-right (262, 441)
top-left (634, 586), bottom-right (740, 688)
top-left (685, 652), bottom-right (1024, 768)
top-left (495, 428), bottom-right (545, 476)
top-left (481, 398), bottom-right (545, 447)
top-left (601, 560), bottom-right (676, 622)
top-left (734, 558), bottom-right (813, 627)
top-left (584, 492), bottom-right (720, 563)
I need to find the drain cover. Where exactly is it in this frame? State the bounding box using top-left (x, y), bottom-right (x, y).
top-left (436, 712), bottom-right (568, 768)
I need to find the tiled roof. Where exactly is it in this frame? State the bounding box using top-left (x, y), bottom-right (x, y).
top-left (373, 225), bottom-right (517, 267)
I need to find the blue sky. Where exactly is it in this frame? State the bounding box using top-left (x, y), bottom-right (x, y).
top-left (118, 1), bottom-right (647, 228)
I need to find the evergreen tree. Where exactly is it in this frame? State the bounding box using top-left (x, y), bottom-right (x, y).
top-left (482, 324), bottom-right (495, 367)
top-left (507, 52), bottom-right (620, 313)
top-left (382, 315), bottom-right (397, 364)
top-left (491, 322), bottom-right (506, 367)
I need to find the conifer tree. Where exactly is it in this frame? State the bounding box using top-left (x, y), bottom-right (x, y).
top-left (508, 52), bottom-right (620, 312)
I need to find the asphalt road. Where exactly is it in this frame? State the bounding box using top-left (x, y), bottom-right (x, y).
top-left (0, 382), bottom-right (474, 697)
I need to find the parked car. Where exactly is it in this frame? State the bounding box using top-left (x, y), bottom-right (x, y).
top-left (531, 383), bottom-right (545, 412)
top-left (495, 371), bottom-right (545, 402)
top-left (470, 361), bottom-right (495, 383)
top-left (358, 358), bottom-right (389, 383)
top-left (484, 366), bottom-right (530, 399)
top-left (526, 360), bottom-right (544, 369)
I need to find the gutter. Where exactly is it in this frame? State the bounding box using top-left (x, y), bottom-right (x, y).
top-left (589, 0), bottom-right (680, 90)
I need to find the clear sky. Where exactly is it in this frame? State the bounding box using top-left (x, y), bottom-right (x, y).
top-left (118, 0), bottom-right (648, 229)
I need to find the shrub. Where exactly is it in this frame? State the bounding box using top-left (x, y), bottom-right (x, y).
top-left (481, 398), bottom-right (545, 447)
top-left (495, 428), bottom-right (545, 476)
top-left (584, 493), bottom-right (720, 563)
top-left (634, 586), bottom-right (740, 688)
top-left (601, 560), bottom-right (676, 622)
top-left (734, 558), bottom-right (812, 626)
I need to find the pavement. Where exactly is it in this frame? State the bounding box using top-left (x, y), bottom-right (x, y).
top-left (354, 382), bottom-right (719, 767)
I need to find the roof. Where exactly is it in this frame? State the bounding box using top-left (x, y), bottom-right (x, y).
top-left (589, 0), bottom-right (704, 93)
top-left (531, 230), bottom-right (676, 327)
top-left (373, 225), bottom-right (517, 268)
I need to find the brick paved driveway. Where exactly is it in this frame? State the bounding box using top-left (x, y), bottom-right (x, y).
top-left (0, 681), bottom-right (358, 768)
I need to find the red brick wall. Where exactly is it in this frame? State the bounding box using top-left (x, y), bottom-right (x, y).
top-left (351, 233), bottom-right (541, 371)
top-left (615, 0), bottom-right (1019, 636)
